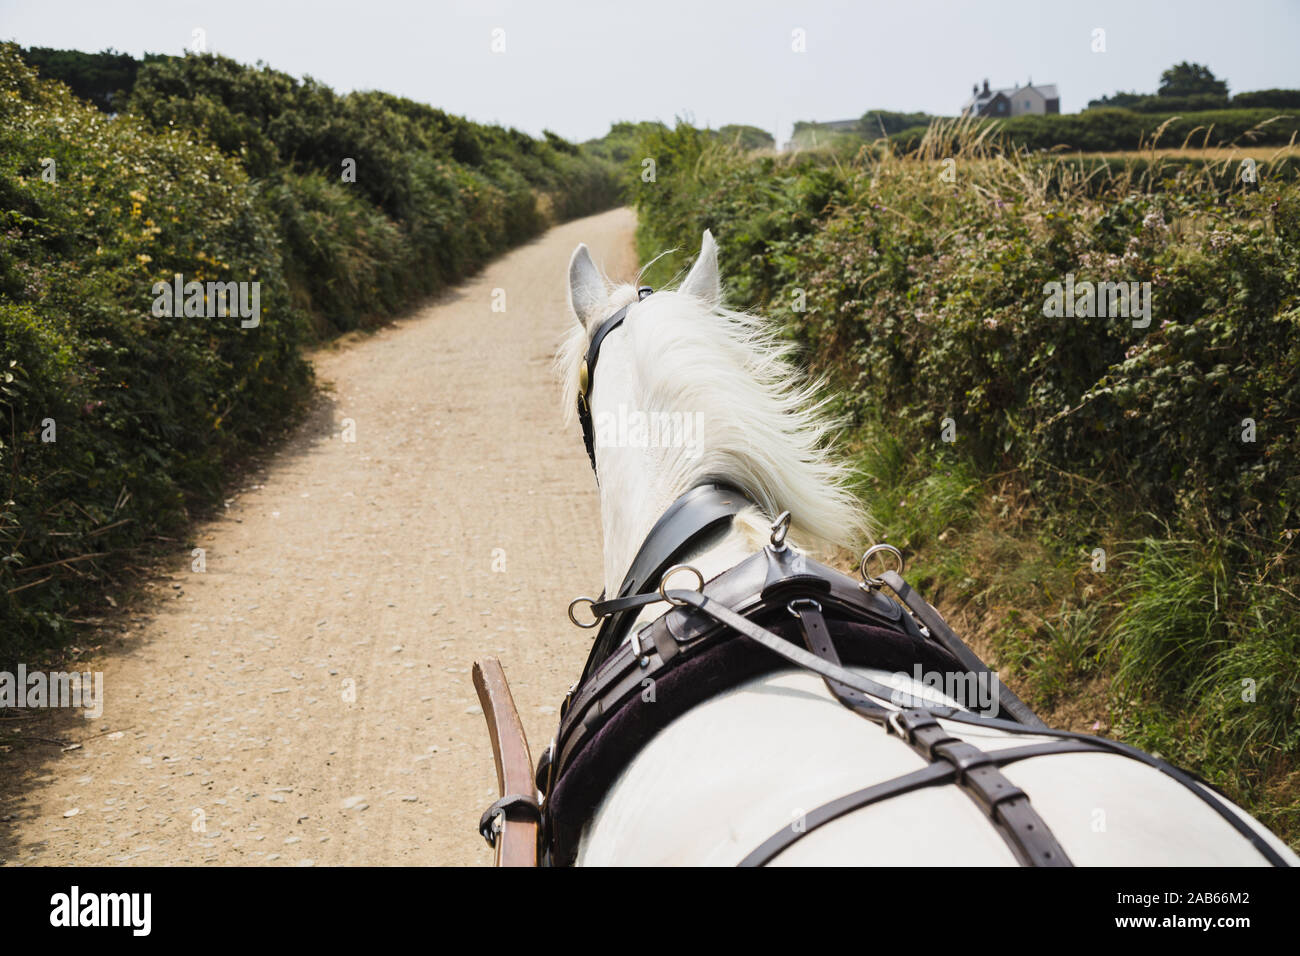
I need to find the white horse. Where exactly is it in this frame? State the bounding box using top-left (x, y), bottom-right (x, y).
top-left (557, 230), bottom-right (1297, 867)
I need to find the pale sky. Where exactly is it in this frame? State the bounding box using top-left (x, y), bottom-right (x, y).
top-left (2, 0), bottom-right (1298, 145)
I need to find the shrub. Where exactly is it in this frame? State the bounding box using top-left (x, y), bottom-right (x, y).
top-left (890, 108), bottom-right (1300, 153)
top-left (115, 51), bottom-right (623, 333)
top-left (0, 45), bottom-right (311, 655)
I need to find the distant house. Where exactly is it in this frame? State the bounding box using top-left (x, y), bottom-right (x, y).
top-left (962, 78), bottom-right (1060, 117)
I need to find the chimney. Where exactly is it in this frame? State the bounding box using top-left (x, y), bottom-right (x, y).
top-left (972, 83), bottom-right (978, 95)
top-left (982, 78), bottom-right (989, 94)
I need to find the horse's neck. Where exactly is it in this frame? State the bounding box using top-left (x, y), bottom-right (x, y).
top-left (596, 452), bottom-right (763, 633)
top-left (596, 459), bottom-right (678, 596)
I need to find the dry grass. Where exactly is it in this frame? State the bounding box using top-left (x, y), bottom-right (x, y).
top-left (1080, 145), bottom-right (1300, 160)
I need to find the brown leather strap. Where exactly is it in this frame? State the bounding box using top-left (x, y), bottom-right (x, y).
top-left (789, 597), bottom-right (889, 717)
top-left (880, 570), bottom-right (1045, 728)
top-left (472, 659), bottom-right (538, 867)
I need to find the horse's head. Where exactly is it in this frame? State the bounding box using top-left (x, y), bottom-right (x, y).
top-left (559, 230), bottom-right (868, 592)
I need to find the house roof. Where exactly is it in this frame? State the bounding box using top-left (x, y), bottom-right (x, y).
top-left (963, 82), bottom-right (1058, 112)
top-left (962, 88), bottom-right (1008, 112)
top-left (1027, 83), bottom-right (1059, 100)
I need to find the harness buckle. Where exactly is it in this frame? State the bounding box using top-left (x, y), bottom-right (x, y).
top-left (478, 793), bottom-right (541, 848)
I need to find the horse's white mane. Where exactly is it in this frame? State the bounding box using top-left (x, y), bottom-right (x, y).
top-left (557, 234), bottom-right (870, 557)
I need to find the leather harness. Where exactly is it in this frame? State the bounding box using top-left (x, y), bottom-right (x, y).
top-left (478, 297), bottom-right (1293, 868)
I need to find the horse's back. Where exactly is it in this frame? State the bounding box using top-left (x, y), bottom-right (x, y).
top-left (578, 669), bottom-right (1296, 866)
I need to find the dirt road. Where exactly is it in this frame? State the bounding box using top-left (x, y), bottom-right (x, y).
top-left (0, 207), bottom-right (637, 866)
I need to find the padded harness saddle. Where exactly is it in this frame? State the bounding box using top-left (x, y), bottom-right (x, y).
top-left (480, 292), bottom-right (1291, 868)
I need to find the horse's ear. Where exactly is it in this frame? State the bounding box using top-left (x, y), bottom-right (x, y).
top-left (678, 229), bottom-right (721, 306)
top-left (568, 243), bottom-right (607, 329)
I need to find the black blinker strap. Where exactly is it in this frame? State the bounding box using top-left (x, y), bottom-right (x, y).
top-left (577, 302), bottom-right (631, 474)
top-left (577, 286), bottom-right (653, 476)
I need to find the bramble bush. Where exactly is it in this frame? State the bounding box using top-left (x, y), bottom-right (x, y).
top-left (123, 52), bottom-right (622, 332)
top-left (0, 45), bottom-right (310, 651)
top-left (635, 122), bottom-right (1299, 545)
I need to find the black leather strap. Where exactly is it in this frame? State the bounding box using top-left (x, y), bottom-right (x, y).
top-left (789, 600), bottom-right (889, 718)
top-left (589, 592), bottom-right (663, 618)
top-left (934, 706), bottom-right (1295, 867)
top-left (791, 603), bottom-right (1072, 867)
top-left (740, 739), bottom-right (1106, 866)
top-left (887, 708), bottom-right (1072, 866)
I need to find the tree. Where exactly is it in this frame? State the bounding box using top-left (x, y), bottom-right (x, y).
top-left (1158, 62), bottom-right (1228, 98)
top-left (715, 124), bottom-right (775, 150)
top-left (20, 47), bottom-right (147, 112)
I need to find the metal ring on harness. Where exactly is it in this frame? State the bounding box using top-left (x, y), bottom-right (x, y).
top-left (567, 596), bottom-right (602, 629)
top-left (859, 544), bottom-right (904, 589)
top-left (658, 565), bottom-right (704, 606)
